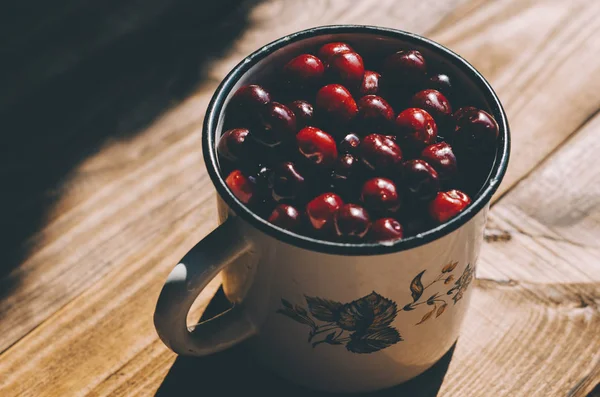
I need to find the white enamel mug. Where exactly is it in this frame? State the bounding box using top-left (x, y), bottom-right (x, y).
top-left (154, 25), bottom-right (510, 393)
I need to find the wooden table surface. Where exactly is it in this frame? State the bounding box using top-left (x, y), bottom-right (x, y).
top-left (1, 0), bottom-right (599, 395)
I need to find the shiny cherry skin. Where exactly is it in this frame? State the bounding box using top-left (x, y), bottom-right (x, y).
top-left (255, 102), bottom-right (297, 147)
top-left (383, 50), bottom-right (427, 86)
top-left (306, 193), bottom-right (344, 232)
top-left (428, 189), bottom-right (472, 223)
top-left (316, 84), bottom-right (358, 125)
top-left (296, 126), bottom-right (338, 167)
top-left (361, 177), bottom-right (401, 213)
top-left (330, 153), bottom-right (359, 198)
top-left (420, 142), bottom-right (458, 181)
top-left (453, 107), bottom-right (499, 152)
top-left (283, 54), bottom-right (325, 86)
top-left (357, 95), bottom-right (395, 131)
top-left (217, 128), bottom-right (250, 163)
top-left (334, 204), bottom-right (371, 239)
top-left (287, 100), bottom-right (313, 128)
top-left (402, 159), bottom-right (440, 201)
top-left (229, 85), bottom-right (271, 117)
top-left (328, 52), bottom-right (365, 86)
top-left (226, 170), bottom-right (256, 204)
top-left (359, 134), bottom-right (403, 174)
top-left (339, 133), bottom-right (361, 154)
top-left (359, 71), bottom-right (381, 96)
top-left (395, 108), bottom-right (438, 150)
top-left (428, 74), bottom-right (452, 96)
top-left (268, 204), bottom-right (302, 231)
top-left (317, 42), bottom-right (354, 64)
top-left (409, 89), bottom-right (452, 127)
top-left (271, 162), bottom-right (306, 202)
top-left (369, 218), bottom-right (404, 242)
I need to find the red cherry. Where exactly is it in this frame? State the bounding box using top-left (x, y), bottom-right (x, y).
top-left (255, 102), bottom-right (297, 147)
top-left (226, 170), bottom-right (256, 204)
top-left (339, 133), bottom-right (361, 154)
top-left (357, 95), bottom-right (395, 131)
top-left (296, 126), bottom-right (338, 167)
top-left (328, 52), bottom-right (365, 86)
top-left (271, 162), bottom-right (306, 202)
top-left (409, 89), bottom-right (452, 127)
top-left (268, 204), bottom-right (302, 231)
top-left (359, 134), bottom-right (403, 174)
top-left (402, 159), bottom-right (440, 201)
top-left (395, 108), bottom-right (438, 150)
top-left (229, 85), bottom-right (271, 116)
top-left (383, 50), bottom-right (427, 86)
top-left (334, 204), bottom-right (371, 239)
top-left (217, 128), bottom-right (250, 163)
top-left (453, 107), bottom-right (499, 152)
top-left (428, 74), bottom-right (452, 96)
top-left (317, 42), bottom-right (354, 64)
top-left (428, 189), bottom-right (472, 223)
top-left (359, 71), bottom-right (381, 96)
top-left (369, 218), bottom-right (404, 242)
top-left (306, 193), bottom-right (344, 231)
top-left (361, 177), bottom-right (401, 213)
top-left (420, 143), bottom-right (458, 181)
top-left (283, 54), bottom-right (325, 86)
top-left (287, 100), bottom-right (313, 128)
top-left (316, 84), bottom-right (358, 125)
top-left (330, 153), bottom-right (360, 199)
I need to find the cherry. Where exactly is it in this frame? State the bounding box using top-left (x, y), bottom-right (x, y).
top-left (334, 204), bottom-right (371, 239)
top-left (453, 107), bottom-right (499, 153)
top-left (271, 162), bottom-right (306, 202)
top-left (226, 170), bottom-right (256, 204)
top-left (420, 142), bottom-right (457, 181)
top-left (339, 133), bottom-right (361, 154)
top-left (250, 164), bottom-right (273, 193)
top-left (330, 153), bottom-right (360, 199)
top-left (316, 84), bottom-right (358, 125)
top-left (283, 54), bottom-right (325, 87)
top-left (318, 42), bottom-right (354, 64)
top-left (255, 102), bottom-right (297, 147)
top-left (369, 218), bottom-right (404, 242)
top-left (287, 100), bottom-right (313, 128)
top-left (395, 108), bottom-right (438, 150)
top-left (428, 189), bottom-right (472, 223)
top-left (361, 177), bottom-right (401, 214)
top-left (268, 204), bottom-right (302, 231)
top-left (357, 95), bottom-right (395, 132)
top-left (428, 74), bottom-right (452, 96)
top-left (402, 159), bottom-right (440, 201)
top-left (229, 85), bottom-right (271, 122)
top-left (359, 134), bottom-right (403, 174)
top-left (328, 52), bottom-right (365, 86)
top-left (409, 89), bottom-right (452, 128)
top-left (296, 126), bottom-right (338, 167)
top-left (359, 71), bottom-right (381, 96)
top-left (383, 50), bottom-right (427, 86)
top-left (217, 128), bottom-right (251, 163)
top-left (306, 193), bottom-right (344, 232)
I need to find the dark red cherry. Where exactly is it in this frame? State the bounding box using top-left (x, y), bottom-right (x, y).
top-left (428, 189), bottom-right (472, 223)
top-left (330, 153), bottom-right (360, 199)
top-left (316, 84), bottom-right (358, 125)
top-left (395, 108), bottom-right (438, 150)
top-left (383, 50), bottom-right (427, 86)
top-left (359, 71), bottom-right (381, 96)
top-left (359, 134), bottom-right (403, 174)
top-left (402, 159), bottom-right (440, 201)
top-left (306, 193), bottom-right (344, 232)
top-left (409, 89), bottom-right (452, 127)
top-left (339, 133), bottom-right (361, 154)
top-left (452, 107), bottom-right (499, 153)
top-left (357, 95), bottom-right (395, 132)
top-left (226, 170), bottom-right (256, 204)
top-left (334, 204), bottom-right (371, 239)
top-left (361, 177), bottom-right (401, 213)
top-left (296, 126), bottom-right (338, 167)
top-left (369, 218), bottom-right (404, 242)
top-left (268, 204), bottom-right (302, 231)
top-left (229, 85), bottom-right (271, 119)
top-left (317, 42), bottom-right (354, 64)
top-left (217, 128), bottom-right (251, 163)
top-left (255, 102), bottom-right (297, 147)
top-left (328, 52), bottom-right (365, 86)
top-left (428, 74), bottom-right (452, 96)
top-left (287, 100), bottom-right (313, 128)
top-left (271, 162), bottom-right (306, 202)
top-left (283, 54), bottom-right (325, 87)
top-left (420, 143), bottom-right (458, 181)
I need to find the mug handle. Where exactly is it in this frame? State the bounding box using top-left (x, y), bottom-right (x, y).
top-left (153, 216), bottom-right (257, 356)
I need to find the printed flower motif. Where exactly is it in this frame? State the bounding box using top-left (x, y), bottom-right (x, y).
top-left (336, 292), bottom-right (398, 332)
top-left (345, 327), bottom-right (403, 354)
top-left (305, 296), bottom-right (343, 322)
top-left (451, 263), bottom-right (474, 304)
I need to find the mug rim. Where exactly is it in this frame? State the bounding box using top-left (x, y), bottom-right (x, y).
top-left (202, 24), bottom-right (511, 256)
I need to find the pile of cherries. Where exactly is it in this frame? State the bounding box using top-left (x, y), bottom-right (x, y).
top-left (218, 42), bottom-right (499, 243)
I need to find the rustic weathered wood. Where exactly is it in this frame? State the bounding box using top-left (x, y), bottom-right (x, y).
top-left (1, 0), bottom-right (600, 395)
